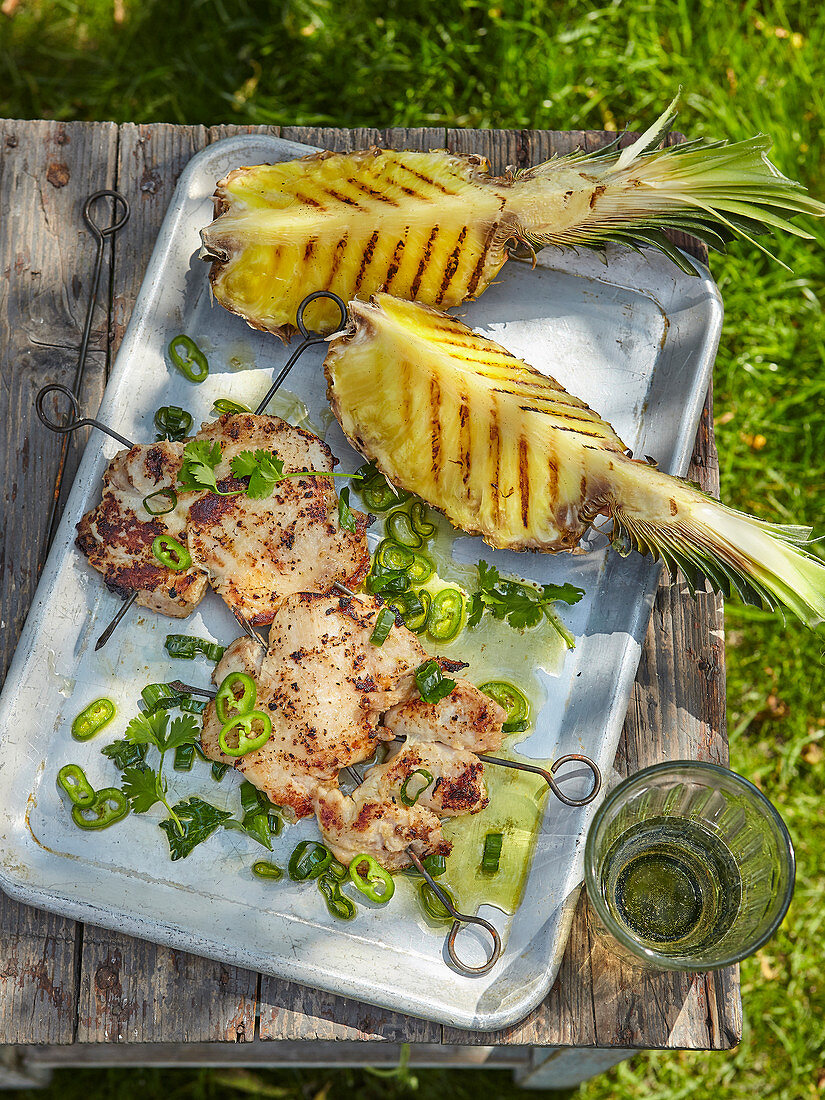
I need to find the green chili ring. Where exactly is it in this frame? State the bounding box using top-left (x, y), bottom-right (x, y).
top-left (213, 398), bottom-right (250, 415)
top-left (142, 487), bottom-right (178, 516)
top-left (71, 787), bottom-right (129, 830)
top-left (71, 697), bottom-right (115, 741)
top-left (318, 873), bottom-right (358, 920)
top-left (168, 334), bottom-right (209, 383)
top-left (218, 711), bottom-right (272, 757)
top-left (398, 768), bottom-right (434, 807)
top-left (215, 671), bottom-right (257, 724)
top-left (288, 840), bottom-right (332, 881)
top-left (427, 587), bottom-right (464, 642)
top-left (151, 534), bottom-right (192, 572)
top-left (407, 551), bottom-right (435, 586)
top-left (252, 860), bottom-right (284, 880)
top-left (386, 509), bottom-right (423, 549)
top-left (478, 681), bottom-right (530, 734)
top-left (154, 405), bottom-right (192, 442)
top-left (57, 764), bottom-right (96, 808)
top-left (349, 854), bottom-right (395, 903)
top-left (375, 539), bottom-right (415, 572)
top-left (409, 501), bottom-right (436, 540)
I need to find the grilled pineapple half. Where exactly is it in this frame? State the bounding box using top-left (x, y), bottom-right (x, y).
top-left (324, 295), bottom-right (825, 628)
top-left (201, 99), bottom-right (824, 338)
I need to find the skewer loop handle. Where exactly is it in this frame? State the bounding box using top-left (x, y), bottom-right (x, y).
top-left (83, 190), bottom-right (130, 240)
top-left (36, 384), bottom-right (136, 449)
top-left (549, 753), bottom-right (602, 807)
top-left (407, 848), bottom-right (502, 976)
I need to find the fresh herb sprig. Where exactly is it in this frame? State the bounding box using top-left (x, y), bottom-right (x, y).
top-left (414, 659), bottom-right (456, 705)
top-left (120, 710), bottom-right (200, 835)
top-left (467, 560), bottom-right (584, 649)
top-left (176, 438), bottom-right (352, 504)
top-left (159, 797), bottom-right (234, 861)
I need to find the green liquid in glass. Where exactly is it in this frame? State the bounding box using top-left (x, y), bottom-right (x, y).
top-left (600, 818), bottom-right (742, 954)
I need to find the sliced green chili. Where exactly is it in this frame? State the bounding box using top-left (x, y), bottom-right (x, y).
top-left (219, 711), bottom-right (272, 757)
top-left (361, 477), bottom-right (410, 512)
top-left (57, 764), bottom-right (96, 808)
top-left (478, 681), bottom-right (530, 734)
top-left (154, 405), bottom-right (192, 442)
top-left (215, 671), bottom-right (257, 724)
top-left (418, 881), bottom-right (456, 923)
top-left (151, 534), bottom-right (191, 572)
top-left (386, 509), bottom-right (423, 549)
top-left (173, 743), bottom-right (195, 772)
top-left (427, 588), bottom-right (464, 642)
top-left (71, 787), bottom-right (129, 830)
top-left (252, 860), bottom-right (283, 880)
top-left (168, 334), bottom-right (209, 383)
top-left (212, 398), bottom-right (250, 415)
top-left (407, 551), bottom-right (435, 586)
top-left (369, 607), bottom-right (395, 646)
top-left (142, 487), bottom-right (178, 516)
top-left (71, 698), bottom-right (115, 742)
top-left (409, 501), bottom-right (436, 540)
top-left (399, 768), bottom-right (434, 807)
top-left (317, 873), bottom-right (357, 920)
top-left (288, 840), bottom-right (332, 882)
top-left (481, 832), bottom-right (503, 874)
top-left (164, 634), bottom-right (226, 662)
top-left (326, 857), bottom-right (349, 882)
top-left (349, 854), bottom-right (395, 903)
top-left (376, 539), bottom-right (415, 572)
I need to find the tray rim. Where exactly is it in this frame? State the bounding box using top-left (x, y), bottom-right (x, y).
top-left (0, 132), bottom-right (724, 1031)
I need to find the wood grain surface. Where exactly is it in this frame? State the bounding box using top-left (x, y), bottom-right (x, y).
top-left (0, 120), bottom-right (739, 1050)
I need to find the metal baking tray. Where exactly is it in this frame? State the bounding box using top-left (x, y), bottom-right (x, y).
top-left (0, 135), bottom-right (722, 1030)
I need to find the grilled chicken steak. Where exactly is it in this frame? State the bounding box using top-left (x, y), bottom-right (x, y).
top-left (75, 442), bottom-right (208, 617)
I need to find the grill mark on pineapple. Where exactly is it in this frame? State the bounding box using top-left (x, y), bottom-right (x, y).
top-left (436, 225), bottom-right (468, 304)
top-left (489, 405), bottom-right (501, 521)
top-left (303, 238), bottom-right (317, 262)
top-left (518, 437), bottom-right (530, 528)
top-left (547, 449), bottom-right (558, 505)
top-left (348, 179), bottom-right (401, 206)
top-left (293, 191), bottom-right (323, 208)
top-left (385, 234), bottom-right (407, 286)
top-left (328, 234), bottom-right (350, 281)
top-left (395, 161), bottom-right (456, 196)
top-left (430, 376), bottom-right (443, 485)
top-left (410, 227), bottom-right (439, 298)
top-left (351, 230), bottom-right (380, 296)
top-left (321, 185), bottom-right (364, 209)
top-left (458, 391), bottom-right (471, 488)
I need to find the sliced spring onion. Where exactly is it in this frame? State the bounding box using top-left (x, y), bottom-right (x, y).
top-left (366, 569), bottom-right (410, 596)
top-left (399, 768), bottom-right (434, 807)
top-left (154, 405), bottom-right (192, 442)
top-left (173, 743), bottom-right (195, 772)
top-left (168, 334), bottom-right (209, 383)
top-left (142, 487), bottom-right (178, 516)
top-left (418, 881), bottom-right (456, 922)
top-left (71, 698), bottom-right (115, 741)
top-left (164, 634), bottom-right (226, 662)
top-left (481, 832), bottom-right (503, 874)
top-left (151, 534), bottom-right (191, 572)
top-left (211, 762), bottom-right (229, 781)
top-left (369, 607), bottom-right (395, 646)
top-left (212, 398), bottom-right (250, 415)
top-left (478, 681), bottom-right (530, 734)
top-left (414, 660), bottom-right (456, 705)
top-left (386, 509), bottom-right (423, 548)
top-left (426, 587), bottom-right (464, 642)
top-left (252, 860), bottom-right (283, 880)
top-left (288, 840), bottom-right (332, 882)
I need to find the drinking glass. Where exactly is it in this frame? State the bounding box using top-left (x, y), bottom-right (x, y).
top-left (584, 761), bottom-right (795, 970)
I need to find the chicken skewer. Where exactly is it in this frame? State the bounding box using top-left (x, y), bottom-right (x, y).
top-left (200, 97), bottom-right (825, 339)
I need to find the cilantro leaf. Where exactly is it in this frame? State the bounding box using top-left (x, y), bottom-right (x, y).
top-left (158, 797), bottom-right (234, 861)
top-left (338, 486), bottom-right (356, 533)
top-left (163, 714), bottom-right (200, 754)
top-left (540, 581), bottom-right (585, 606)
top-left (121, 765), bottom-right (165, 814)
top-left (230, 449), bottom-right (286, 498)
top-left (178, 438), bottom-right (223, 493)
top-left (124, 710), bottom-right (169, 750)
top-left (468, 559), bottom-right (584, 647)
top-left (102, 739), bottom-right (149, 771)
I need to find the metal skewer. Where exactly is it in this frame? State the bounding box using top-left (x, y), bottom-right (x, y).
top-left (44, 190), bottom-right (130, 551)
top-left (476, 752), bottom-right (601, 807)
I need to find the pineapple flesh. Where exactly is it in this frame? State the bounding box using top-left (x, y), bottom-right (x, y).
top-left (324, 295), bottom-right (825, 628)
top-left (201, 100), bottom-right (825, 339)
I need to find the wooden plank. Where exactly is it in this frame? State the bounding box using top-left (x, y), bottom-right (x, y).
top-left (74, 122), bottom-right (258, 1044)
top-left (280, 126), bottom-right (382, 152)
top-left (0, 118), bottom-right (119, 1044)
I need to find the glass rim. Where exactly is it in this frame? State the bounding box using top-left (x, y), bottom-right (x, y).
top-left (584, 759), bottom-right (796, 971)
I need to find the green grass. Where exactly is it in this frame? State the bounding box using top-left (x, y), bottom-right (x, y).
top-left (3, 1), bottom-right (825, 1097)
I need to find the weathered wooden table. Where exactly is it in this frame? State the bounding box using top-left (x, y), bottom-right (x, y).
top-left (0, 120), bottom-right (740, 1089)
